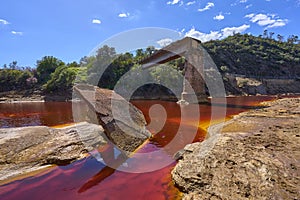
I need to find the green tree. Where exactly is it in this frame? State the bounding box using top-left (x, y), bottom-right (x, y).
top-left (263, 30), bottom-right (268, 38)
top-left (87, 45), bottom-right (117, 86)
top-left (287, 35), bottom-right (299, 44)
top-left (135, 49), bottom-right (146, 61)
top-left (269, 32), bottom-right (274, 39)
top-left (44, 65), bottom-right (80, 91)
top-left (36, 56), bottom-right (65, 84)
top-left (0, 69), bottom-right (34, 92)
top-left (277, 34), bottom-right (284, 42)
top-left (18, 70), bottom-right (33, 85)
top-left (145, 46), bottom-right (156, 56)
top-left (9, 61), bottom-right (18, 69)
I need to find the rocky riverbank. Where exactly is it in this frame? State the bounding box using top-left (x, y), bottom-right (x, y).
top-left (0, 90), bottom-right (44, 102)
top-left (0, 85), bottom-right (152, 185)
top-left (0, 122), bottom-right (107, 184)
top-left (0, 89), bottom-right (73, 102)
top-left (172, 97), bottom-right (300, 199)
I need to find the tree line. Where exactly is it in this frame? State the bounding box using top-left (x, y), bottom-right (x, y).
top-left (0, 57), bottom-right (81, 93)
top-left (1, 32), bottom-right (299, 94)
top-left (260, 30), bottom-right (299, 44)
top-left (0, 45), bottom-right (182, 93)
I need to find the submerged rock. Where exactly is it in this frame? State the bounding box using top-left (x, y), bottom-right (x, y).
top-left (0, 122), bottom-right (107, 183)
top-left (73, 84), bottom-right (152, 154)
top-left (172, 98), bottom-right (300, 199)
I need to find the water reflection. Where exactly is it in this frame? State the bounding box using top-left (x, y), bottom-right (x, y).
top-left (0, 96), bottom-right (278, 199)
top-left (0, 102), bottom-right (76, 128)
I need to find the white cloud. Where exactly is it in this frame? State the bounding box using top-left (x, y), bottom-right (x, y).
top-left (167, 0), bottom-right (180, 5)
top-left (245, 13), bottom-right (288, 28)
top-left (213, 14), bottom-right (225, 21)
top-left (198, 2), bottom-right (214, 12)
top-left (185, 28), bottom-right (222, 42)
top-left (267, 19), bottom-right (288, 28)
top-left (186, 1), bottom-right (196, 6)
top-left (118, 13), bottom-right (130, 18)
top-left (245, 13), bottom-right (254, 18)
top-left (11, 31), bottom-right (23, 36)
top-left (157, 38), bottom-right (173, 47)
top-left (185, 24), bottom-right (250, 42)
top-left (92, 19), bottom-right (101, 24)
top-left (178, 28), bottom-right (185, 36)
top-left (246, 13), bottom-right (273, 26)
top-left (221, 24), bottom-right (250, 38)
top-left (245, 4), bottom-right (252, 9)
top-left (231, 0), bottom-right (249, 6)
top-left (0, 19), bottom-right (9, 25)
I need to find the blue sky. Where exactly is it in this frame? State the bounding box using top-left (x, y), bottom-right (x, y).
top-left (0, 0), bottom-right (299, 67)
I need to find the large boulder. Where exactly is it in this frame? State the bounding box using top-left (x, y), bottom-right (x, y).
top-left (172, 98), bottom-right (300, 199)
top-left (0, 122), bottom-right (107, 183)
top-left (73, 84), bottom-right (152, 154)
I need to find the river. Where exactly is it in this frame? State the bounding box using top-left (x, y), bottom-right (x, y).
top-left (0, 96), bottom-right (276, 200)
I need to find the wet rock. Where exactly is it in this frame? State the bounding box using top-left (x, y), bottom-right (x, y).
top-left (172, 98), bottom-right (300, 199)
top-left (73, 84), bottom-right (152, 153)
top-left (0, 122), bottom-right (107, 182)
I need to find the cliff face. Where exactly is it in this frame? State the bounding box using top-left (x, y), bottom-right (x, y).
top-left (172, 98), bottom-right (300, 199)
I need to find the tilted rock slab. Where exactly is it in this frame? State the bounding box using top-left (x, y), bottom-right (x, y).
top-left (73, 84), bottom-right (151, 154)
top-left (0, 122), bottom-right (107, 183)
top-left (172, 98), bottom-right (300, 199)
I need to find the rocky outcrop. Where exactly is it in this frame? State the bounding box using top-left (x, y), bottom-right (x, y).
top-left (0, 89), bottom-right (44, 102)
top-left (0, 122), bottom-right (107, 183)
top-left (0, 89), bottom-right (73, 102)
top-left (224, 74), bottom-right (300, 95)
top-left (0, 85), bottom-right (152, 183)
top-left (73, 84), bottom-right (152, 153)
top-left (172, 98), bottom-right (300, 199)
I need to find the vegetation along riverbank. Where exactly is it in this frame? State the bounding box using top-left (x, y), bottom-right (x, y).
top-left (1, 33), bottom-right (300, 102)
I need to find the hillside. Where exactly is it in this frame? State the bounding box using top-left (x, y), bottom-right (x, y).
top-left (203, 33), bottom-right (300, 78)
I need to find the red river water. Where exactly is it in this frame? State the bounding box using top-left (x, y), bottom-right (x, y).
top-left (0, 96), bottom-right (276, 200)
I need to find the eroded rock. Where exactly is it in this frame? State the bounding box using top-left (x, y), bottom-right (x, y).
top-left (0, 122), bottom-right (107, 183)
top-left (172, 98), bottom-right (300, 199)
top-left (73, 84), bottom-right (152, 153)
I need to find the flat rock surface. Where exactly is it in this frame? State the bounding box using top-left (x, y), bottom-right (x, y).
top-left (172, 98), bottom-right (300, 200)
top-left (0, 122), bottom-right (107, 183)
top-left (73, 84), bottom-right (151, 154)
